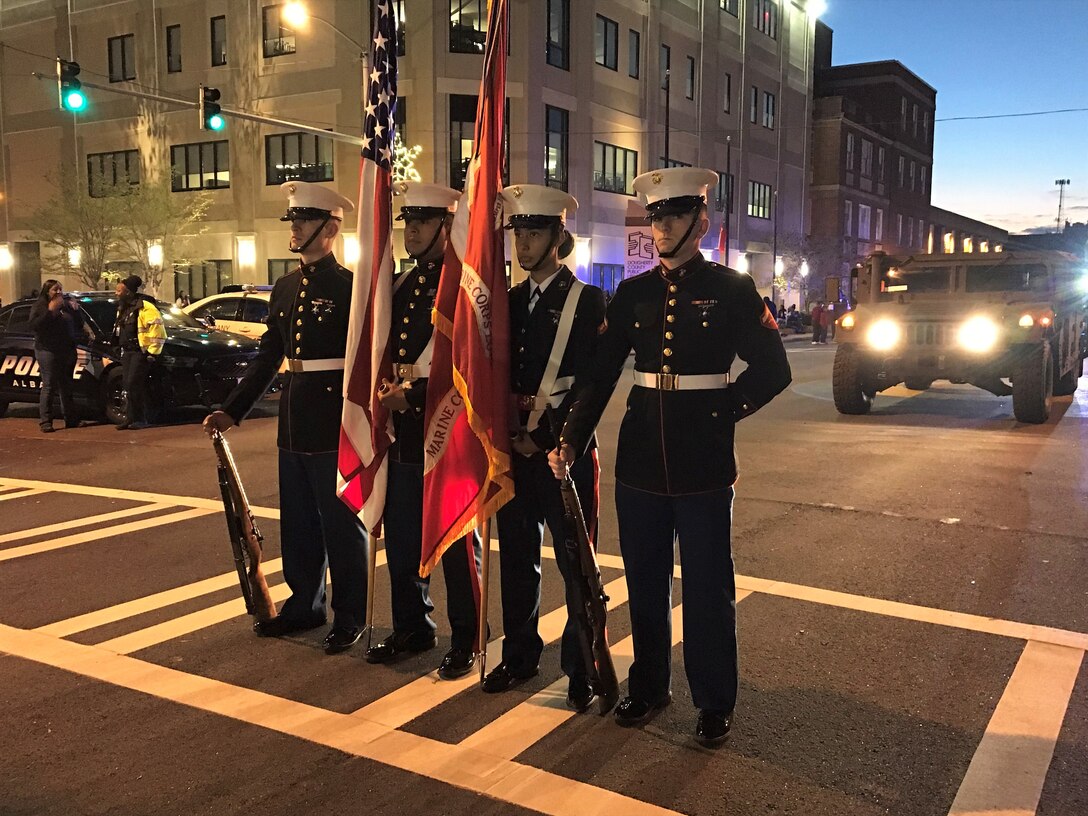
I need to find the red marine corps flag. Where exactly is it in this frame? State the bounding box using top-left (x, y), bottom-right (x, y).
top-left (337, 2), bottom-right (399, 534)
top-left (420, 0), bottom-right (512, 577)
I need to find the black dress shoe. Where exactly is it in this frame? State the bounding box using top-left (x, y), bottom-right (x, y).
top-left (40, 423), bottom-right (55, 434)
top-left (481, 662), bottom-right (539, 693)
top-left (614, 693), bottom-right (672, 727)
top-left (252, 614), bottom-right (326, 638)
top-left (323, 626), bottom-right (364, 655)
top-left (694, 709), bottom-right (732, 747)
top-left (566, 676), bottom-right (596, 713)
top-left (364, 630), bottom-right (438, 664)
top-left (437, 648), bottom-right (476, 680)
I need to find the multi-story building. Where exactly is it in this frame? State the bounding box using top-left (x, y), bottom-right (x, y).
top-left (0, 0), bottom-right (822, 304)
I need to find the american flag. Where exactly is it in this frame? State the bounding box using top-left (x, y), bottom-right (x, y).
top-left (337, 1), bottom-right (399, 534)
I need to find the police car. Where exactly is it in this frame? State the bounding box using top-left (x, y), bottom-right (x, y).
top-left (185, 285), bottom-right (273, 338)
top-left (0, 292), bottom-right (260, 424)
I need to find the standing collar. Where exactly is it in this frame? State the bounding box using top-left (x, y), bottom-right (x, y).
top-left (300, 253), bottom-right (339, 275)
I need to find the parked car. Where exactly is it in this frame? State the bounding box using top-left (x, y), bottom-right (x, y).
top-left (185, 286), bottom-right (272, 338)
top-left (0, 292), bottom-right (260, 425)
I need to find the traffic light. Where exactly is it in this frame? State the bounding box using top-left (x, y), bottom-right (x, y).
top-left (199, 85), bottom-right (225, 131)
top-left (57, 58), bottom-right (86, 112)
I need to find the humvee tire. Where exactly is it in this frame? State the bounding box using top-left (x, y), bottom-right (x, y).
top-left (1013, 341), bottom-right (1054, 424)
top-left (833, 344), bottom-right (874, 415)
top-left (904, 378), bottom-right (933, 391)
top-left (1052, 353), bottom-right (1082, 397)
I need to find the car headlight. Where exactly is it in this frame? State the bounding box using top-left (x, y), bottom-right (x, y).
top-left (866, 319), bottom-right (901, 351)
top-left (1018, 314), bottom-right (1034, 328)
top-left (958, 316), bottom-right (1000, 353)
top-left (840, 313), bottom-right (856, 329)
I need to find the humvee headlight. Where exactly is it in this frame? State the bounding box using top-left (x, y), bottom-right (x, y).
top-left (1018, 314), bottom-right (1034, 328)
top-left (958, 316), bottom-right (1000, 353)
top-left (840, 313), bottom-right (856, 329)
top-left (866, 319), bottom-right (901, 350)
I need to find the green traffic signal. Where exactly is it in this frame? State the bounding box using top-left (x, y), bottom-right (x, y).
top-left (64, 90), bottom-right (87, 111)
top-left (199, 85), bottom-right (225, 131)
top-left (207, 113), bottom-right (225, 131)
top-left (57, 58), bottom-right (85, 112)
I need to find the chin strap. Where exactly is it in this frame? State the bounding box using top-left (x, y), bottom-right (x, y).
top-left (521, 227), bottom-right (561, 272)
top-left (408, 220), bottom-right (446, 261)
top-left (657, 211), bottom-right (700, 259)
top-left (289, 214), bottom-right (332, 255)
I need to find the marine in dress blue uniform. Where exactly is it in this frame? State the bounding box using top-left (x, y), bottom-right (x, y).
top-left (363, 182), bottom-right (484, 680)
top-left (203, 181), bottom-right (370, 655)
top-left (555, 168), bottom-right (792, 744)
top-left (482, 184), bottom-right (608, 713)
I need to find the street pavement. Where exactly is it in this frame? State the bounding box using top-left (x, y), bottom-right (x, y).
top-left (0, 342), bottom-right (1085, 816)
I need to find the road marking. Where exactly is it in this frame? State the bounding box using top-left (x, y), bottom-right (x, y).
top-left (0, 506), bottom-right (207, 562)
top-left (0, 624), bottom-right (680, 816)
top-left (0, 488), bottom-right (49, 502)
top-left (737, 575), bottom-right (1088, 650)
top-left (0, 477), bottom-right (278, 518)
top-left (350, 575), bottom-right (630, 729)
top-left (463, 589), bottom-right (756, 761)
top-left (948, 641), bottom-right (1084, 816)
top-left (0, 503), bottom-right (172, 545)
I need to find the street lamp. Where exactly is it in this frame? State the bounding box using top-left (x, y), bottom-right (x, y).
top-left (282, 2), bottom-right (367, 53)
top-left (800, 260), bottom-right (810, 278)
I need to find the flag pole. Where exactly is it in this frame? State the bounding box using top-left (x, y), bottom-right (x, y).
top-left (476, 516), bottom-right (492, 682)
top-left (364, 535), bottom-right (378, 650)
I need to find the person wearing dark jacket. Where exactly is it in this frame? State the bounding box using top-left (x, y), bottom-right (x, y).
top-left (203, 181), bottom-right (369, 655)
top-left (29, 279), bottom-right (88, 432)
top-left (363, 182), bottom-right (484, 680)
top-left (112, 275), bottom-right (166, 430)
top-left (481, 184), bottom-right (608, 714)
top-left (551, 167), bottom-right (792, 746)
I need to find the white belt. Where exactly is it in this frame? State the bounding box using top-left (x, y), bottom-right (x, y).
top-left (395, 362), bottom-right (430, 381)
top-left (281, 357), bottom-right (346, 374)
top-left (632, 371), bottom-right (730, 391)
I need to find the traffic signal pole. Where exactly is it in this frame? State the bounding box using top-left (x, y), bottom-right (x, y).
top-left (32, 71), bottom-right (365, 147)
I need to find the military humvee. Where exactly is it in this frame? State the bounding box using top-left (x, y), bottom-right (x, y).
top-left (832, 250), bottom-right (1087, 423)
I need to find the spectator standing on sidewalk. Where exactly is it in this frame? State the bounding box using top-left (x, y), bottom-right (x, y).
top-left (29, 280), bottom-right (90, 432)
top-left (810, 301), bottom-right (824, 344)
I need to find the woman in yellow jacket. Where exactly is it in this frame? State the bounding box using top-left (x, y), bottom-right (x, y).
top-left (112, 275), bottom-right (166, 429)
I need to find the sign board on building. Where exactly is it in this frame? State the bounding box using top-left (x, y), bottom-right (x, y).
top-left (625, 226), bottom-right (657, 279)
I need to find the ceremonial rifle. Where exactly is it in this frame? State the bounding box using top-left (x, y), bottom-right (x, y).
top-left (546, 407), bottom-right (619, 714)
top-left (211, 429), bottom-right (277, 620)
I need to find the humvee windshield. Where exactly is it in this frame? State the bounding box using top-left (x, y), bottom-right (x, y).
top-left (879, 266), bottom-right (951, 299)
top-left (964, 263), bottom-right (1049, 294)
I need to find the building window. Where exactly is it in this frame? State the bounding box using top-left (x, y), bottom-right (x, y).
top-left (267, 259), bottom-right (296, 284)
top-left (753, 0), bottom-right (778, 39)
top-left (875, 208), bottom-right (884, 241)
top-left (628, 29), bottom-right (640, 78)
top-left (897, 214), bottom-right (904, 245)
top-left (394, 98), bottom-right (407, 143)
top-left (912, 103), bottom-right (918, 137)
top-left (909, 160), bottom-right (916, 192)
top-left (595, 15), bottom-right (618, 70)
top-left (920, 166), bottom-right (927, 196)
top-left (590, 263), bottom-right (625, 296)
top-left (898, 156), bottom-right (905, 188)
top-left (918, 221), bottom-right (926, 249)
top-left (845, 133), bottom-right (855, 169)
top-left (213, 15), bottom-right (230, 65)
top-left (174, 260), bottom-right (233, 300)
top-left (262, 5), bottom-right (295, 58)
top-left (661, 158), bottom-right (691, 169)
top-left (922, 111), bottom-right (929, 141)
top-left (749, 86), bottom-right (758, 123)
top-left (720, 0), bottom-right (739, 16)
top-left (844, 200), bottom-right (853, 237)
top-left (907, 217), bottom-right (914, 247)
top-left (762, 91), bottom-right (775, 129)
top-left (858, 204), bottom-right (871, 241)
top-left (546, 0), bottom-right (569, 70)
top-left (87, 150), bottom-right (140, 197)
top-left (265, 132), bottom-right (333, 185)
top-left (450, 0), bottom-right (486, 54)
top-left (393, 0), bottom-right (406, 56)
top-left (685, 56), bottom-right (696, 99)
top-left (593, 141), bottom-right (638, 195)
top-left (108, 34), bottom-right (136, 82)
top-left (723, 72), bottom-right (731, 113)
top-left (747, 181), bottom-right (772, 219)
top-left (860, 139), bottom-right (873, 177)
top-left (878, 147), bottom-right (886, 182)
top-left (660, 43), bottom-right (670, 90)
top-left (900, 97), bottom-right (907, 130)
top-left (450, 95), bottom-right (475, 190)
top-left (166, 25), bottom-right (182, 73)
top-left (544, 105), bottom-right (568, 191)
top-left (715, 172), bottom-right (734, 213)
top-left (171, 141), bottom-right (230, 191)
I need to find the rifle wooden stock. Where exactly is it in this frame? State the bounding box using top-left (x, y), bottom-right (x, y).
top-left (211, 430), bottom-right (277, 621)
top-left (546, 408), bottom-right (619, 714)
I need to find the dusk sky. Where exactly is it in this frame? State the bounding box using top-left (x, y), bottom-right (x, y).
top-left (820, 0), bottom-right (1088, 235)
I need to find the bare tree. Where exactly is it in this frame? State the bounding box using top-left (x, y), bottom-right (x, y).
top-left (29, 172), bottom-right (124, 289)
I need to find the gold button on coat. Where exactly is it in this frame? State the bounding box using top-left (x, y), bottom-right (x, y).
top-left (302, 278), bottom-right (309, 285)
top-left (669, 284), bottom-right (677, 293)
top-left (668, 298), bottom-right (677, 306)
top-left (296, 319), bottom-right (302, 326)
top-left (295, 333), bottom-right (301, 340)
top-left (663, 348), bottom-right (673, 356)
top-left (398, 349), bottom-right (407, 357)
top-left (295, 347), bottom-right (301, 354)
top-left (667, 315), bottom-right (675, 323)
top-left (400, 332), bottom-right (408, 340)
top-left (662, 364), bottom-right (671, 373)
top-left (665, 331), bottom-right (673, 339)
top-left (702, 321), bottom-right (709, 327)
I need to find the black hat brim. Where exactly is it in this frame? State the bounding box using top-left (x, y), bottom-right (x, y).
top-left (396, 206), bottom-right (451, 222)
top-left (281, 206), bottom-right (336, 222)
top-left (645, 196), bottom-right (706, 219)
top-left (504, 214), bottom-right (563, 230)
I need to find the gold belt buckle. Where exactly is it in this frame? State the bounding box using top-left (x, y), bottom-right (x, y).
top-left (286, 358), bottom-right (303, 373)
top-left (656, 372), bottom-right (679, 391)
top-left (395, 363), bottom-right (414, 380)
